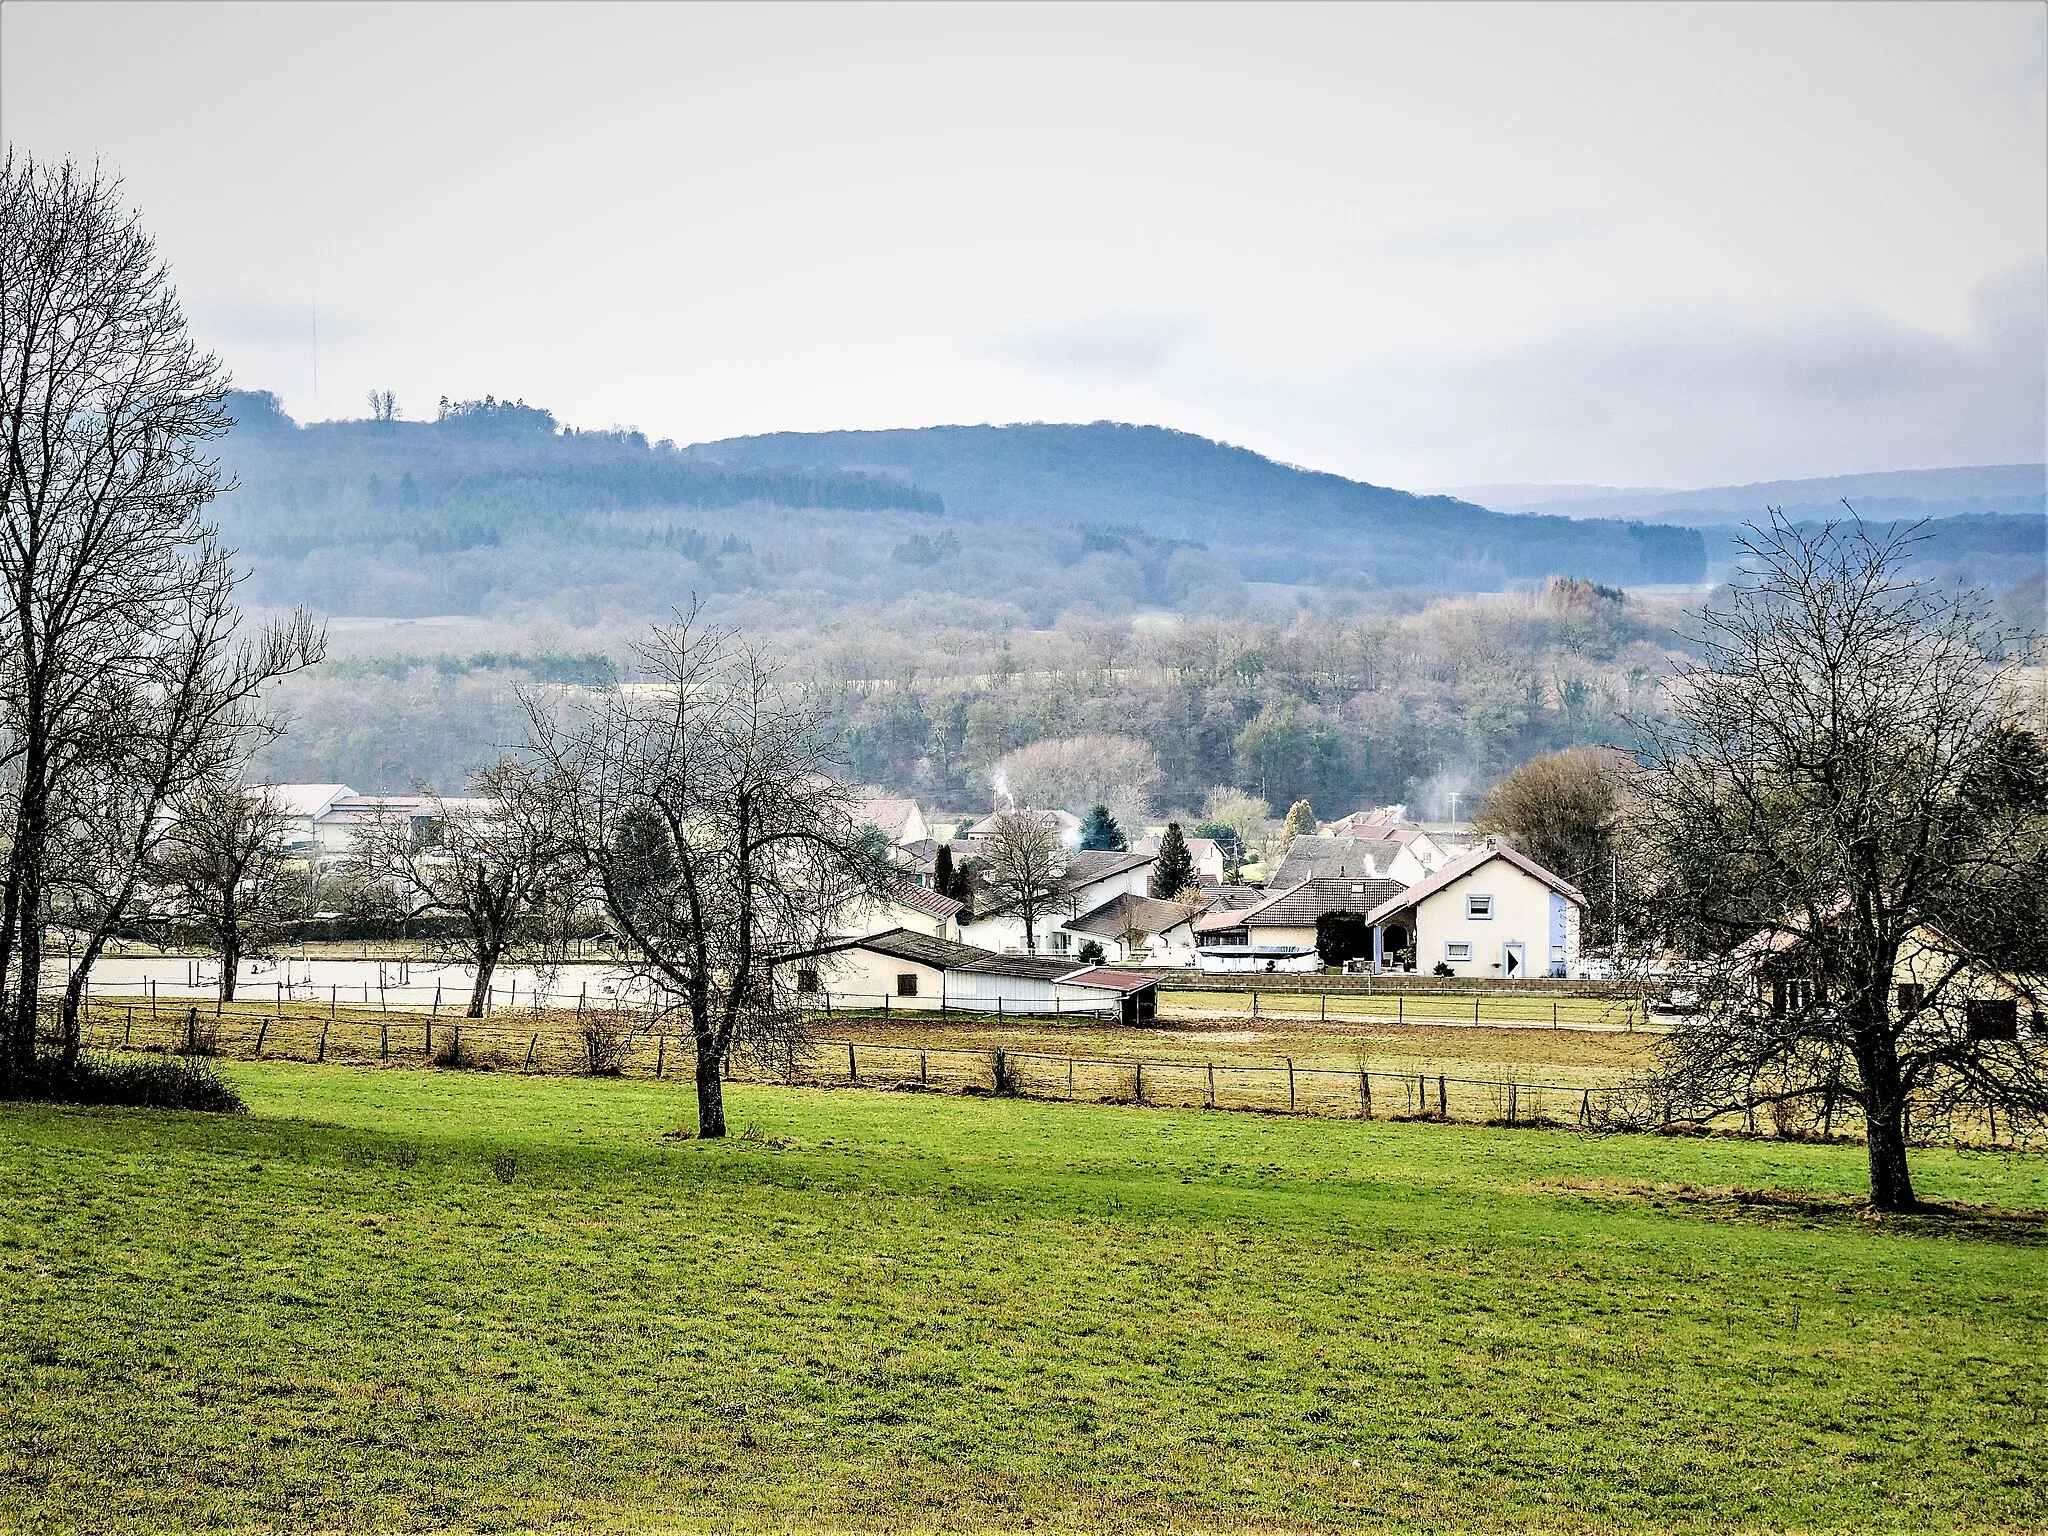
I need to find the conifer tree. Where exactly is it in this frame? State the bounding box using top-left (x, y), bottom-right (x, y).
top-left (1149, 821), bottom-right (1196, 899)
top-left (1077, 803), bottom-right (1126, 852)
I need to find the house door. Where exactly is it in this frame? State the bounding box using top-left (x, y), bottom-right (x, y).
top-left (1502, 942), bottom-right (1525, 979)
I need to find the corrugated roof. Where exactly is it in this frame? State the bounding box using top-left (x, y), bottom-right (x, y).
top-left (1055, 966), bottom-right (1158, 993)
top-left (1363, 839), bottom-right (1587, 924)
top-left (827, 929), bottom-right (998, 969)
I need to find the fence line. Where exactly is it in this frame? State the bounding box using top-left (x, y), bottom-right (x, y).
top-left (46, 998), bottom-right (2040, 1152)
top-left (59, 972), bottom-right (1644, 1032)
top-left (61, 1000), bottom-right (1641, 1133)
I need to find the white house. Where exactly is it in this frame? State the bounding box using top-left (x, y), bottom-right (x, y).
top-left (1268, 834), bottom-right (1432, 891)
top-left (1362, 838), bottom-right (1585, 979)
top-left (786, 928), bottom-right (1160, 1022)
top-left (963, 808), bottom-right (1084, 847)
top-left (1050, 891), bottom-right (1202, 965)
top-left (834, 874), bottom-right (966, 942)
top-left (958, 849), bottom-right (1155, 955)
top-left (1131, 832), bottom-right (1228, 886)
top-left (849, 794), bottom-right (931, 850)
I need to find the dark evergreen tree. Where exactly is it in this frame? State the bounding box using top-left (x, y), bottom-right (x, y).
top-left (932, 842), bottom-right (962, 901)
top-left (1078, 803), bottom-right (1126, 852)
top-left (1149, 821), bottom-right (1196, 898)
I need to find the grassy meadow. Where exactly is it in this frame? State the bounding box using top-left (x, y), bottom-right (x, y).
top-left (3, 1061), bottom-right (2045, 1534)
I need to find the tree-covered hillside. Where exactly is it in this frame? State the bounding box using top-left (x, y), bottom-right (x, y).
top-left (212, 395), bottom-right (1705, 618)
top-left (688, 422), bottom-right (1707, 590)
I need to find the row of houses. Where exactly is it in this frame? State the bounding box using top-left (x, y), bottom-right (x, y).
top-left (840, 793), bottom-right (1591, 983)
top-left (258, 783), bottom-right (1594, 1013)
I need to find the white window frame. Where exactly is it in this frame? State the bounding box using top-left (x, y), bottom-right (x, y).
top-left (1466, 894), bottom-right (1494, 920)
top-left (1445, 941), bottom-right (1472, 963)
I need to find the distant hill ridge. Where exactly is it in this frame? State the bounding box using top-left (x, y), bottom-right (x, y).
top-left (1449, 463), bottom-right (2046, 525)
top-left (685, 421), bottom-right (1706, 587)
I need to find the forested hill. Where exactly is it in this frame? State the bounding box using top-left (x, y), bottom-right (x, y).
top-left (210, 393), bottom-right (1702, 618)
top-left (686, 422), bottom-right (1706, 589)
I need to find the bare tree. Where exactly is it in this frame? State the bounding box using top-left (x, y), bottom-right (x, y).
top-left (39, 598), bottom-right (320, 1057)
top-left (152, 785), bottom-right (301, 1003)
top-left (366, 389), bottom-right (398, 423)
top-left (0, 153), bottom-right (322, 1082)
top-left (980, 811), bottom-right (1072, 954)
top-left (526, 611), bottom-right (887, 1138)
top-left (351, 761), bottom-right (574, 1017)
top-left (1624, 517), bottom-right (2048, 1210)
top-left (1474, 746), bottom-right (1630, 938)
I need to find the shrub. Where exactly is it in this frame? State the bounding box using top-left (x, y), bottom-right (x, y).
top-left (2, 1054), bottom-right (245, 1113)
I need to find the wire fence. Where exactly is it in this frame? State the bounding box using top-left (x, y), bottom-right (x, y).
top-left (65, 971), bottom-right (1645, 1032)
top-left (60, 998), bottom-right (2048, 1150)
top-left (62, 998), bottom-right (1640, 1131)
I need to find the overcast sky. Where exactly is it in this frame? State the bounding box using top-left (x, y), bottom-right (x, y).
top-left (4, 1), bottom-right (2043, 490)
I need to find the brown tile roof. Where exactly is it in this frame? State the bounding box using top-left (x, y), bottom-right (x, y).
top-left (1065, 892), bottom-right (1196, 940)
top-left (879, 875), bottom-right (964, 921)
top-left (1270, 836), bottom-right (1409, 887)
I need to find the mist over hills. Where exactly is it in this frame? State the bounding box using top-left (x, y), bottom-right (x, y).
top-left (1449, 463), bottom-right (2045, 525)
top-left (212, 395), bottom-right (1706, 621)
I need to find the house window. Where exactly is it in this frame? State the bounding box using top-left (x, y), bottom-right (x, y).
top-left (1966, 998), bottom-right (2018, 1041)
top-left (896, 973), bottom-right (919, 998)
top-left (796, 968), bottom-right (821, 994)
top-left (1467, 895), bottom-right (1493, 920)
top-left (1445, 942), bottom-right (1472, 962)
top-left (1050, 930), bottom-right (1070, 953)
top-left (1895, 983), bottom-right (1923, 1017)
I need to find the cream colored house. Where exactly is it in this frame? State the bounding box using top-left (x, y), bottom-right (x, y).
top-left (1363, 838), bottom-right (1584, 979)
top-left (835, 875), bottom-right (966, 942)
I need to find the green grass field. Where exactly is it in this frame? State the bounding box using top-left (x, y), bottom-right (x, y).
top-left (4, 1062), bottom-right (2045, 1534)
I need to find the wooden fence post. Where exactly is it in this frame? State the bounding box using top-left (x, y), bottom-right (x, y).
top-left (186, 1006), bottom-right (197, 1053)
top-left (1134, 1061), bottom-right (1143, 1104)
top-left (1252, 990), bottom-right (1260, 1019)
top-left (124, 1010), bottom-right (133, 1049)
top-left (255, 1018), bottom-right (268, 1055)
top-left (1067, 1056), bottom-right (1075, 1099)
top-left (1286, 1057), bottom-right (1295, 1111)
top-left (1438, 1075), bottom-right (1447, 1119)
top-left (1474, 996), bottom-right (1481, 1025)
top-left (1359, 1069), bottom-right (1369, 1118)
top-left (657, 1034), bottom-right (665, 1078)
top-left (317, 1022), bottom-right (328, 1063)
top-left (381, 1021), bottom-right (389, 1060)
top-left (920, 1050), bottom-right (928, 1086)
top-left (525, 1033), bottom-right (538, 1071)
top-left (848, 1040), bottom-right (858, 1081)
top-left (1207, 1062), bottom-right (1216, 1108)
top-left (1398, 995), bottom-right (1403, 1023)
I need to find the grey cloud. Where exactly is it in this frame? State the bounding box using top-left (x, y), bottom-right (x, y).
top-left (1292, 262), bottom-right (2047, 484)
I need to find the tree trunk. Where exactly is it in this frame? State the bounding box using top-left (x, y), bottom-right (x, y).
top-left (695, 1031), bottom-right (726, 1139)
top-left (58, 929), bottom-right (114, 1070)
top-left (219, 906), bottom-right (240, 1003)
top-left (1856, 1022), bottom-right (1916, 1212)
top-left (467, 941), bottom-right (502, 1018)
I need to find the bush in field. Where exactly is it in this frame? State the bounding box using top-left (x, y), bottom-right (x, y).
top-left (2, 1053), bottom-right (245, 1113)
